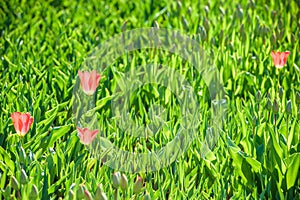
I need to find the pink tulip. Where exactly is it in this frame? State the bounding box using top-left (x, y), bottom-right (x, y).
top-left (78, 70), bottom-right (101, 95)
top-left (271, 51), bottom-right (290, 69)
top-left (77, 127), bottom-right (99, 145)
top-left (11, 112), bottom-right (34, 137)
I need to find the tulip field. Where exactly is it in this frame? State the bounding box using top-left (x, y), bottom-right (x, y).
top-left (1, 0), bottom-right (300, 199)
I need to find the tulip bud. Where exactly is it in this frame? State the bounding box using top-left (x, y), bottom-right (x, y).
top-left (11, 176), bottom-right (19, 190)
top-left (279, 87), bottom-right (284, 99)
top-left (133, 176), bottom-right (143, 194)
top-left (296, 92), bottom-right (300, 105)
top-left (120, 174), bottom-right (128, 191)
top-left (273, 99), bottom-right (279, 114)
top-left (84, 189), bottom-right (93, 200)
top-left (210, 36), bottom-right (216, 46)
top-left (77, 184), bottom-right (86, 199)
top-left (236, 7), bottom-right (243, 19)
top-left (198, 26), bottom-right (207, 41)
top-left (181, 16), bottom-right (189, 30)
top-left (256, 90), bottom-right (262, 103)
top-left (29, 184), bottom-right (38, 199)
top-left (204, 6), bottom-right (209, 15)
top-left (153, 21), bottom-right (159, 29)
top-left (19, 147), bottom-right (27, 164)
top-left (219, 7), bottom-right (225, 16)
top-left (20, 169), bottom-right (28, 184)
top-left (266, 99), bottom-right (272, 111)
top-left (188, 6), bottom-right (192, 15)
top-left (95, 184), bottom-right (108, 200)
top-left (144, 192), bottom-right (151, 200)
top-left (286, 100), bottom-right (292, 115)
top-left (271, 34), bottom-right (276, 46)
top-left (112, 172), bottom-right (121, 189)
top-left (122, 21), bottom-right (127, 32)
top-left (271, 11), bottom-right (277, 19)
top-left (252, 116), bottom-right (257, 126)
top-left (69, 189), bottom-right (75, 199)
top-left (248, 0), bottom-right (255, 9)
top-left (177, 1), bottom-right (182, 12)
top-left (203, 17), bottom-right (210, 32)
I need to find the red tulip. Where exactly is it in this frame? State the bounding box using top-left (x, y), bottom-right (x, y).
top-left (11, 112), bottom-right (33, 137)
top-left (77, 127), bottom-right (99, 145)
top-left (271, 51), bottom-right (290, 69)
top-left (78, 70), bottom-right (101, 95)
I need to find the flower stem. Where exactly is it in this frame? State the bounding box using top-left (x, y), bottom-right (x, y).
top-left (114, 189), bottom-right (118, 200)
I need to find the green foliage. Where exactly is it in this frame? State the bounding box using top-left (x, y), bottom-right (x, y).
top-left (0, 0), bottom-right (299, 199)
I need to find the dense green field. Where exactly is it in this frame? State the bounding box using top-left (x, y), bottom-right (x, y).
top-left (0, 0), bottom-right (300, 199)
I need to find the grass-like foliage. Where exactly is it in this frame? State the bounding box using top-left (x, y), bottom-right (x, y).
top-left (0, 0), bottom-right (299, 199)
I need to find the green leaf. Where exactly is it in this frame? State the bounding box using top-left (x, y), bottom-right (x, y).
top-left (285, 153), bottom-right (300, 190)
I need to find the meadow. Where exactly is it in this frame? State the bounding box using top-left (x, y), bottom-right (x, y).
top-left (0, 0), bottom-right (299, 199)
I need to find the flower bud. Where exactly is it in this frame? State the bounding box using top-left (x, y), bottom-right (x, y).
top-left (188, 6), bottom-right (192, 15)
top-left (204, 6), bottom-right (209, 15)
top-left (11, 176), bottom-right (19, 190)
top-left (84, 189), bottom-right (93, 200)
top-left (154, 21), bottom-right (159, 29)
top-left (273, 99), bottom-right (279, 114)
top-left (271, 34), bottom-right (276, 46)
top-left (296, 92), bottom-right (300, 105)
top-left (69, 189), bottom-right (75, 199)
top-left (144, 192), bottom-right (151, 200)
top-left (266, 99), bottom-right (272, 111)
top-left (29, 184), bottom-right (38, 199)
top-left (133, 176), bottom-right (143, 194)
top-left (20, 169), bottom-right (28, 184)
top-left (279, 87), bottom-right (284, 99)
top-left (95, 184), bottom-right (108, 200)
top-left (252, 116), bottom-right (257, 126)
top-left (248, 0), bottom-right (255, 9)
top-left (219, 7), bottom-right (225, 16)
top-left (198, 26), bottom-right (207, 41)
top-left (120, 174), bottom-right (128, 191)
top-left (112, 172), bottom-right (121, 189)
top-left (77, 184), bottom-right (86, 199)
top-left (236, 7), bottom-right (243, 19)
top-left (177, 1), bottom-right (182, 12)
top-left (122, 21), bottom-right (127, 32)
top-left (256, 90), bottom-right (262, 103)
top-left (203, 17), bottom-right (210, 32)
top-left (182, 16), bottom-right (189, 30)
top-left (19, 147), bottom-right (27, 164)
top-left (286, 100), bottom-right (292, 115)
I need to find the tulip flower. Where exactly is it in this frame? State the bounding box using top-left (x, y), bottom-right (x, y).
top-left (271, 51), bottom-right (290, 69)
top-left (77, 127), bottom-right (99, 145)
top-left (11, 112), bottom-right (33, 137)
top-left (78, 70), bottom-right (101, 95)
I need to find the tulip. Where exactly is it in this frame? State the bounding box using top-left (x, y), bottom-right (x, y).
top-left (11, 112), bottom-right (33, 137)
top-left (296, 92), bottom-right (300, 105)
top-left (271, 51), bottom-right (290, 69)
top-left (112, 172), bottom-right (121, 189)
top-left (120, 174), bottom-right (128, 191)
top-left (78, 70), bottom-right (101, 95)
top-left (77, 127), bottom-right (99, 145)
top-left (11, 176), bottom-right (19, 190)
top-left (133, 176), bottom-right (143, 194)
top-left (20, 169), bottom-right (28, 184)
top-left (29, 184), bottom-right (38, 199)
top-left (256, 90), bottom-right (262, 103)
top-left (84, 189), bottom-right (93, 200)
top-left (286, 100), bottom-right (292, 115)
top-left (279, 87), bottom-right (284, 99)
